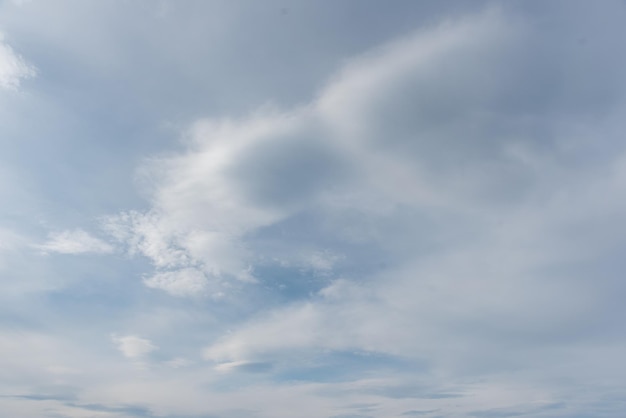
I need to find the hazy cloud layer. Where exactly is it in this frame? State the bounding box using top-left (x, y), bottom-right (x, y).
top-left (1, 1), bottom-right (626, 417)
top-left (38, 229), bottom-right (114, 255)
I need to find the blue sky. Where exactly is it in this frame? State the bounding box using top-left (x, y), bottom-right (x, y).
top-left (1, 1), bottom-right (626, 417)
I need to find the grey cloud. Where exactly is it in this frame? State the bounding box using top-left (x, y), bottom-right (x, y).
top-left (227, 124), bottom-right (350, 209)
top-left (4, 393), bottom-right (76, 402)
top-left (317, 3), bottom-right (626, 214)
top-left (401, 410), bottom-right (440, 416)
top-left (468, 402), bottom-right (566, 418)
top-left (329, 415), bottom-right (374, 418)
top-left (367, 385), bottom-right (463, 400)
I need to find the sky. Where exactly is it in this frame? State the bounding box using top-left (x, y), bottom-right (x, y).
top-left (1, 1), bottom-right (626, 417)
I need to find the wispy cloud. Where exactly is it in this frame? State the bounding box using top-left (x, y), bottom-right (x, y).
top-left (111, 334), bottom-right (158, 360)
top-left (0, 32), bottom-right (35, 90)
top-left (143, 268), bottom-right (215, 298)
top-left (37, 229), bottom-right (114, 255)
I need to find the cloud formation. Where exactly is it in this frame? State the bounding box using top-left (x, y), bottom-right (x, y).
top-left (0, 32), bottom-right (35, 90)
top-left (90, 8), bottom-right (626, 416)
top-left (111, 334), bottom-right (158, 360)
top-left (2, 1), bottom-right (626, 417)
top-left (38, 229), bottom-right (114, 255)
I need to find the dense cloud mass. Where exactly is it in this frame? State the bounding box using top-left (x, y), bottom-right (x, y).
top-left (1, 1), bottom-right (626, 417)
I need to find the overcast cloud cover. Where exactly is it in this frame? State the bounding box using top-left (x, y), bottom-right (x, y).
top-left (1, 1), bottom-right (626, 417)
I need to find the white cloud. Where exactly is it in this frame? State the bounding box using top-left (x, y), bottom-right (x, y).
top-left (204, 302), bottom-right (324, 363)
top-left (102, 9), bottom-right (536, 299)
top-left (143, 268), bottom-right (213, 298)
top-left (102, 109), bottom-right (346, 292)
top-left (164, 357), bottom-right (191, 368)
top-left (38, 229), bottom-right (114, 255)
top-left (179, 7), bottom-right (626, 415)
top-left (213, 360), bottom-right (255, 373)
top-left (96, 14), bottom-right (626, 373)
top-left (0, 32), bottom-right (35, 90)
top-left (111, 334), bottom-right (158, 359)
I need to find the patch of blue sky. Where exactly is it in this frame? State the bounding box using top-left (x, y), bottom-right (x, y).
top-left (253, 264), bottom-right (334, 302)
